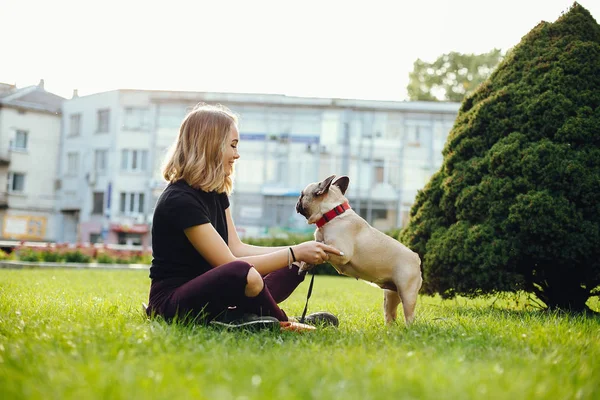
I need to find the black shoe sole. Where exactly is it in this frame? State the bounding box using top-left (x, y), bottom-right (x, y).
top-left (209, 319), bottom-right (281, 332)
top-left (299, 312), bottom-right (339, 327)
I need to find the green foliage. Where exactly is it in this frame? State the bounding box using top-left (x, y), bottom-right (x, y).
top-left (401, 3), bottom-right (600, 311)
top-left (9, 246), bottom-right (153, 265)
top-left (40, 250), bottom-right (64, 262)
top-left (138, 252), bottom-right (152, 265)
top-left (96, 253), bottom-right (115, 264)
top-left (407, 49), bottom-right (503, 102)
top-left (243, 233), bottom-right (315, 247)
top-left (63, 251), bottom-right (92, 263)
top-left (0, 269), bottom-right (598, 400)
top-left (0, 249), bottom-right (13, 260)
top-left (16, 248), bottom-right (41, 262)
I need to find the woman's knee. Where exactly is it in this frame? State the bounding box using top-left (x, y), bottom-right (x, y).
top-left (245, 267), bottom-right (264, 297)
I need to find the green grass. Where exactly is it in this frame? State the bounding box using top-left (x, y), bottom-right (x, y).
top-left (0, 269), bottom-right (599, 400)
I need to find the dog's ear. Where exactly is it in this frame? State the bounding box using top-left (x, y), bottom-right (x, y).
top-left (333, 176), bottom-right (349, 195)
top-left (315, 175), bottom-right (336, 196)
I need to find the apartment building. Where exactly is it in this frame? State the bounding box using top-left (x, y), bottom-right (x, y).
top-left (0, 80), bottom-right (64, 241)
top-left (58, 89), bottom-right (459, 245)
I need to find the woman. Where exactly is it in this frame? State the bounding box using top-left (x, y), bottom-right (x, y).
top-left (147, 103), bottom-right (341, 330)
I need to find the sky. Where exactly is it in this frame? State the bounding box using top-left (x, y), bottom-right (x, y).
top-left (2, 0), bottom-right (599, 101)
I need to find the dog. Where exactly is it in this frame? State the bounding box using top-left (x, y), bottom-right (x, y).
top-left (295, 175), bottom-right (423, 325)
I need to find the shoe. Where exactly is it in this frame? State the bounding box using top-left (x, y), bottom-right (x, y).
top-left (209, 313), bottom-right (281, 332)
top-left (293, 312), bottom-right (339, 327)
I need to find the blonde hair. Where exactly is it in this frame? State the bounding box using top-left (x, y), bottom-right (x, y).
top-left (162, 103), bottom-right (238, 195)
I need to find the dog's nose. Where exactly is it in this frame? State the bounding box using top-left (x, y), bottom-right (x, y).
top-left (295, 199), bottom-right (304, 216)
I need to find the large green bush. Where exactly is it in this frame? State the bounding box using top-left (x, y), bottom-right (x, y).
top-left (401, 3), bottom-right (600, 311)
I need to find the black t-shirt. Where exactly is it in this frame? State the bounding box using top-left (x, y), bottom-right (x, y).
top-left (149, 180), bottom-right (230, 281)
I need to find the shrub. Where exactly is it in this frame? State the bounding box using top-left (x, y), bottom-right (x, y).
top-left (401, 3), bottom-right (600, 312)
top-left (0, 249), bottom-right (12, 260)
top-left (63, 251), bottom-right (92, 263)
top-left (115, 256), bottom-right (133, 264)
top-left (40, 251), bottom-right (64, 262)
top-left (17, 248), bottom-right (41, 262)
top-left (138, 253), bottom-right (152, 265)
top-left (96, 253), bottom-right (115, 264)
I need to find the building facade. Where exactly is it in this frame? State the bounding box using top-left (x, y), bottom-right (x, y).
top-left (58, 89), bottom-right (459, 245)
top-left (0, 80), bottom-right (64, 241)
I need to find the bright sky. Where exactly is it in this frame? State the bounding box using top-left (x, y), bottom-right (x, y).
top-left (2, 0), bottom-right (599, 101)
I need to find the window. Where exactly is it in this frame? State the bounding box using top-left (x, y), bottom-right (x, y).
top-left (89, 233), bottom-right (102, 244)
top-left (94, 149), bottom-right (108, 174)
top-left (121, 149), bottom-right (148, 172)
top-left (69, 114), bottom-right (81, 136)
top-left (7, 172), bottom-right (25, 193)
top-left (92, 192), bottom-right (104, 215)
top-left (123, 107), bottom-right (150, 131)
top-left (372, 208), bottom-right (388, 220)
top-left (119, 192), bottom-right (145, 215)
top-left (120, 192), bottom-right (126, 213)
top-left (405, 124), bottom-right (423, 147)
top-left (375, 159), bottom-right (385, 183)
top-left (66, 152), bottom-right (79, 176)
top-left (158, 105), bottom-right (187, 128)
top-left (11, 130), bottom-right (28, 151)
top-left (118, 232), bottom-right (142, 246)
top-left (356, 207), bottom-right (388, 221)
top-left (97, 109), bottom-right (110, 133)
top-left (139, 193), bottom-right (145, 213)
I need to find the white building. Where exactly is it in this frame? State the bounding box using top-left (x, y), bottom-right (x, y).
top-left (0, 80), bottom-right (64, 241)
top-left (58, 89), bottom-right (459, 245)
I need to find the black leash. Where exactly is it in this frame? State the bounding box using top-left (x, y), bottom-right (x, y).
top-left (299, 270), bottom-right (315, 324)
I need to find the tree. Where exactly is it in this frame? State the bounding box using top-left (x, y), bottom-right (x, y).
top-left (400, 3), bottom-right (600, 312)
top-left (407, 49), bottom-right (503, 102)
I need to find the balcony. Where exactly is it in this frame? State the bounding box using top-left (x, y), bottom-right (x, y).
top-left (60, 196), bottom-right (82, 212)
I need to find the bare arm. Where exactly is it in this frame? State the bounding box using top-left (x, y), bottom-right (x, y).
top-left (186, 217), bottom-right (341, 276)
top-left (185, 223), bottom-right (293, 275)
top-left (225, 208), bottom-right (290, 257)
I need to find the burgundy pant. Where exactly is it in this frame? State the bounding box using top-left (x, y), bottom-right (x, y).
top-left (147, 261), bottom-right (306, 323)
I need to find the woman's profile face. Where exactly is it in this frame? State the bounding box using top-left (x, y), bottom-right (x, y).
top-left (223, 125), bottom-right (240, 176)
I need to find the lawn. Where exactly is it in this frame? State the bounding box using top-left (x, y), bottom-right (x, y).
top-left (0, 269), bottom-right (598, 400)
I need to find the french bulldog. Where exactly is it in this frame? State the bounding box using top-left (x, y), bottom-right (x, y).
top-left (295, 175), bottom-right (423, 325)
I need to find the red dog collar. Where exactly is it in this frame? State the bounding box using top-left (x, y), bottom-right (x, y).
top-left (316, 202), bottom-right (351, 228)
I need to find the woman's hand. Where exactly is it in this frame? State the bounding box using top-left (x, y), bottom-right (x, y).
top-left (291, 241), bottom-right (342, 265)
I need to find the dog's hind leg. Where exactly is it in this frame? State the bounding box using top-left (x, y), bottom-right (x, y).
top-left (383, 289), bottom-right (401, 325)
top-left (397, 270), bottom-right (422, 325)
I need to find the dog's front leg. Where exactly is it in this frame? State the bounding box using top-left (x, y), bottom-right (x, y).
top-left (383, 289), bottom-right (401, 325)
top-left (317, 228), bottom-right (353, 266)
top-left (314, 228), bottom-right (324, 243)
